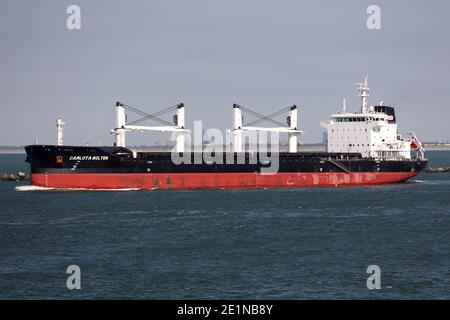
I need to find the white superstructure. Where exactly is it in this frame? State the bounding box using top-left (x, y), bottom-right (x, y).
top-left (321, 76), bottom-right (421, 160)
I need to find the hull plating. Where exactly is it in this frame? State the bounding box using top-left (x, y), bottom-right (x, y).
top-left (31, 172), bottom-right (420, 190)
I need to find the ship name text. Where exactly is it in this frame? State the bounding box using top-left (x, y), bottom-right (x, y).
top-left (69, 156), bottom-right (109, 161)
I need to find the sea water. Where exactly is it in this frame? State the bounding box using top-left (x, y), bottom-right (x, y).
top-left (0, 152), bottom-right (449, 299)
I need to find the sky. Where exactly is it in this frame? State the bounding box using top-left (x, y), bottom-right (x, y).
top-left (0, 0), bottom-right (449, 146)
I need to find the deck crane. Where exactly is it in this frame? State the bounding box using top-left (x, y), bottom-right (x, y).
top-left (230, 104), bottom-right (304, 153)
top-left (110, 102), bottom-right (190, 153)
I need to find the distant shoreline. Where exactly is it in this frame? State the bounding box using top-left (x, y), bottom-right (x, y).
top-left (422, 145), bottom-right (450, 151)
top-left (0, 150), bottom-right (26, 154)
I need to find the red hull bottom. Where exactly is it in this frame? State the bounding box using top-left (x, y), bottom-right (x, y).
top-left (30, 172), bottom-right (420, 190)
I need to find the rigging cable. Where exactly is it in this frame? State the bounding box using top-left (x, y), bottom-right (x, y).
top-left (121, 103), bottom-right (180, 126)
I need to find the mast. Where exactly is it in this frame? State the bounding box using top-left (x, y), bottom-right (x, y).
top-left (115, 102), bottom-right (126, 147)
top-left (357, 75), bottom-right (370, 113)
top-left (288, 105), bottom-right (298, 153)
top-left (232, 104), bottom-right (243, 152)
top-left (175, 103), bottom-right (186, 153)
top-left (56, 118), bottom-right (65, 146)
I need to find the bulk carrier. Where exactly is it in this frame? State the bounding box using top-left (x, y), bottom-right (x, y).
top-left (25, 77), bottom-right (427, 190)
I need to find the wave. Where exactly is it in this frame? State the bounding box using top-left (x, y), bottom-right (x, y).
top-left (15, 185), bottom-right (54, 191)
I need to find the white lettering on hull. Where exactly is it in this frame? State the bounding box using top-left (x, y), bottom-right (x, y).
top-left (68, 156), bottom-right (109, 161)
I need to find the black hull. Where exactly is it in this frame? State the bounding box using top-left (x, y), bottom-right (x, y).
top-left (25, 145), bottom-right (427, 174)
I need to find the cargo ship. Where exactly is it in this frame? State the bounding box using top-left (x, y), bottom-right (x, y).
top-left (25, 77), bottom-right (427, 190)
